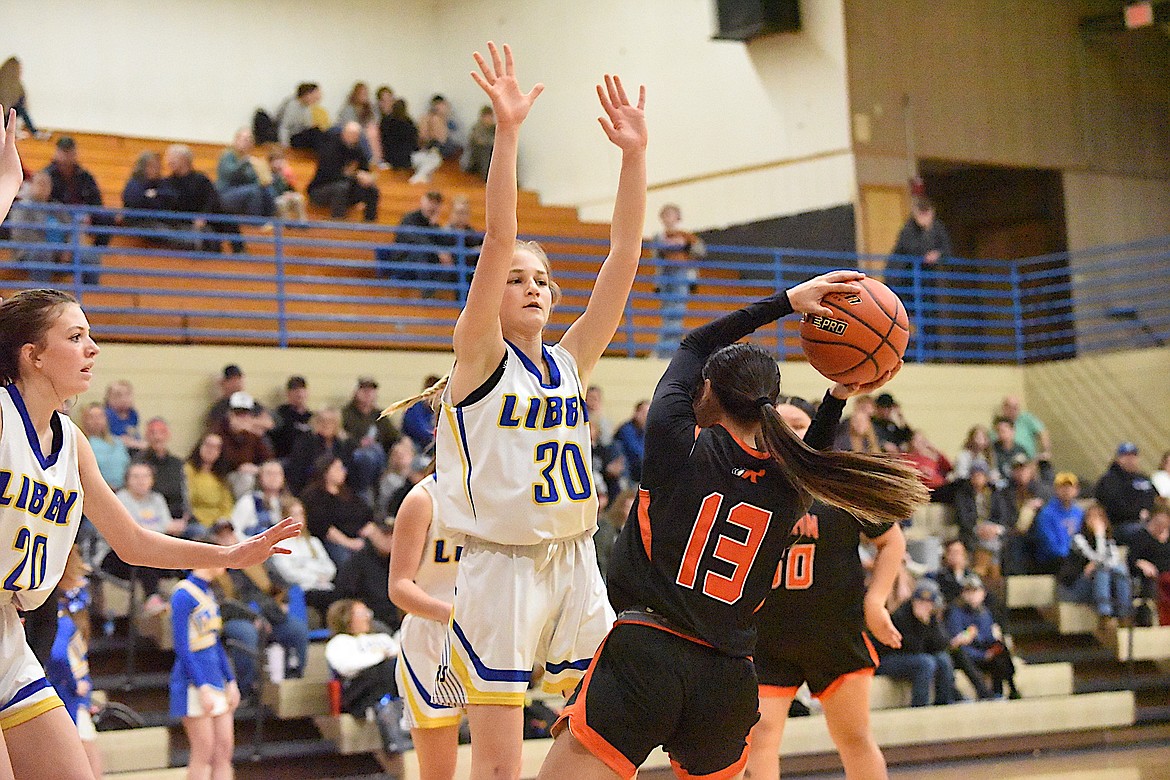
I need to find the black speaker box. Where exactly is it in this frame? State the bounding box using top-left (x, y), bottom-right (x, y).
top-left (713, 0), bottom-right (801, 41)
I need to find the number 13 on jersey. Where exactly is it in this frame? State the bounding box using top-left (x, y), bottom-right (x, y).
top-left (676, 492), bottom-right (772, 604)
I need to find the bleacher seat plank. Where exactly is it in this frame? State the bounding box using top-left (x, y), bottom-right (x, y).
top-left (96, 726), bottom-right (170, 773)
top-left (1114, 625), bottom-right (1170, 661)
top-left (314, 714), bottom-right (382, 754)
top-left (262, 678), bottom-right (330, 719)
top-left (1007, 574), bottom-right (1057, 609)
top-left (107, 769), bottom-right (187, 780)
top-left (1043, 602), bottom-right (1099, 635)
top-left (869, 661), bottom-right (1073, 709)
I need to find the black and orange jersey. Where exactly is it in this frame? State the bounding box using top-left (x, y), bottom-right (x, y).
top-left (607, 292), bottom-right (844, 658)
top-left (755, 502), bottom-right (893, 654)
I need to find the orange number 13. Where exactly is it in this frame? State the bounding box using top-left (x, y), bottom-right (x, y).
top-left (676, 492), bottom-right (773, 604)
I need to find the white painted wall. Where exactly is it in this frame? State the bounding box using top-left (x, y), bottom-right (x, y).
top-left (5, 0), bottom-right (856, 232)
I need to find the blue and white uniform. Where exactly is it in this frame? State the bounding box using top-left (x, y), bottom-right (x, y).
top-left (394, 476), bottom-right (463, 729)
top-left (46, 588), bottom-right (95, 740)
top-left (169, 575), bottom-right (234, 718)
top-left (0, 385), bottom-right (85, 730)
top-left (434, 342), bottom-right (613, 706)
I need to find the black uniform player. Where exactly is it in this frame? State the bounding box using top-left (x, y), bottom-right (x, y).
top-left (536, 273), bottom-right (928, 780)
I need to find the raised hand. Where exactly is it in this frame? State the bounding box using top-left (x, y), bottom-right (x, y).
top-left (596, 75), bottom-right (647, 153)
top-left (830, 360), bottom-right (904, 399)
top-left (471, 42), bottom-right (544, 128)
top-left (0, 107), bottom-right (23, 224)
top-left (222, 516), bottom-right (301, 569)
top-left (787, 270), bottom-right (865, 317)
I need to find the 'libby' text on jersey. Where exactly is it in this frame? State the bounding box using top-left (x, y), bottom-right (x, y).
top-left (0, 470), bottom-right (80, 525)
top-left (497, 394), bottom-right (588, 430)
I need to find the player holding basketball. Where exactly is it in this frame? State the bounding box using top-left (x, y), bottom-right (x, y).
top-left (430, 43), bottom-right (646, 779)
top-left (746, 398), bottom-right (906, 780)
top-left (0, 289), bottom-right (299, 779)
top-left (538, 272), bottom-right (928, 779)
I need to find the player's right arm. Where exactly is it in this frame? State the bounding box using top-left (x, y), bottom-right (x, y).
top-left (450, 42), bottom-right (543, 403)
top-left (388, 483), bottom-right (452, 624)
top-left (0, 108), bottom-right (21, 225)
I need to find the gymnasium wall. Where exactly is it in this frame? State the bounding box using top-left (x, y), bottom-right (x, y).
top-left (5, 0), bottom-right (856, 234)
top-left (74, 341), bottom-right (1025, 474)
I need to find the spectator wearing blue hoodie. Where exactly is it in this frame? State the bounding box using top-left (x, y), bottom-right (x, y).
top-left (1030, 472), bottom-right (1084, 575)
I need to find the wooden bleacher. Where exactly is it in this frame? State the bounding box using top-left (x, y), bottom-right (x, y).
top-left (8, 131), bottom-right (789, 355)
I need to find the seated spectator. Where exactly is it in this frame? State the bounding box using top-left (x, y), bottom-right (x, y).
top-left (464, 104), bottom-right (495, 180)
top-left (585, 385), bottom-right (613, 447)
top-left (307, 122), bottom-right (379, 222)
top-left (999, 454), bottom-right (1051, 575)
top-left (377, 191), bottom-right (452, 293)
top-left (833, 404), bottom-right (881, 453)
top-left (268, 497), bottom-right (337, 617)
top-left (205, 364), bottom-right (245, 431)
top-left (271, 375), bottom-right (313, 461)
top-left (374, 85), bottom-right (396, 127)
top-left (419, 94), bottom-right (462, 161)
top-left (440, 194), bottom-right (484, 280)
top-left (1129, 501), bottom-right (1170, 625)
top-left (376, 438), bottom-right (417, 520)
top-left (998, 395), bottom-right (1050, 462)
top-left (212, 391), bottom-right (274, 498)
top-left (953, 461), bottom-right (1011, 565)
top-left (104, 379), bottom-right (146, 452)
top-left (78, 402), bottom-right (130, 490)
top-left (134, 416), bottom-right (191, 524)
top-left (944, 574), bottom-right (1019, 700)
top-left (8, 170), bottom-right (65, 282)
top-left (104, 462), bottom-right (183, 604)
top-left (334, 520), bottom-right (401, 633)
top-left (951, 424), bottom-right (997, 485)
top-left (902, 429), bottom-right (953, 502)
top-left (875, 580), bottom-right (959, 707)
top-left (230, 460), bottom-right (290, 538)
top-left (158, 144), bottom-right (244, 254)
top-left (590, 419), bottom-right (626, 511)
top-left (184, 433), bottom-right (235, 533)
top-left (932, 539), bottom-right (975, 606)
top-left (613, 400), bottom-right (648, 485)
top-left (276, 82), bottom-right (326, 151)
top-left (286, 407), bottom-right (354, 495)
top-left (1095, 441), bottom-right (1158, 546)
top-left (215, 128), bottom-right (275, 218)
top-left (379, 97), bottom-right (422, 173)
top-left (342, 376), bottom-right (399, 456)
top-left (1059, 502), bottom-right (1132, 628)
top-left (210, 522), bottom-right (309, 692)
top-left (122, 151), bottom-right (168, 222)
top-left (594, 488), bottom-right (636, 581)
top-left (324, 600), bottom-right (407, 775)
top-left (336, 82), bottom-right (382, 166)
top-left (1153, 451), bottom-right (1170, 499)
top-left (301, 455), bottom-right (374, 566)
top-left (0, 56), bottom-right (49, 139)
top-left (1030, 472), bottom-right (1083, 575)
top-left (45, 136), bottom-right (114, 260)
top-left (872, 393), bottom-right (912, 453)
top-left (991, 417), bottom-right (1028, 487)
top-left (399, 374), bottom-right (441, 453)
top-left (264, 148), bottom-right (307, 222)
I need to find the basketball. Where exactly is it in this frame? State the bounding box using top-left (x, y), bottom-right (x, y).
top-left (799, 276), bottom-right (910, 385)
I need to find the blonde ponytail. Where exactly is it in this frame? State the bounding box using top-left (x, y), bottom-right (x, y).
top-left (380, 374), bottom-right (449, 420)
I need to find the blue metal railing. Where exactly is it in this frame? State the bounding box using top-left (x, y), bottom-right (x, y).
top-left (1, 202), bottom-right (1167, 362)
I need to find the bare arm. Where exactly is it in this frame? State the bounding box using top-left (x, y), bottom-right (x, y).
top-left (560, 76), bottom-right (648, 385)
top-left (0, 108), bottom-right (21, 225)
top-left (388, 484), bottom-right (452, 624)
top-left (78, 434), bottom-right (298, 569)
top-left (864, 523), bottom-right (907, 648)
top-left (449, 42), bottom-right (544, 402)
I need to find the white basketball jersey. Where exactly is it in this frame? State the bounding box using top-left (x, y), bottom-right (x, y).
top-left (0, 386), bottom-right (85, 611)
top-left (436, 341), bottom-right (597, 545)
top-left (409, 476), bottom-right (460, 603)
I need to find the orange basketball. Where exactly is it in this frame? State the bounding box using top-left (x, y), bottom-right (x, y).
top-left (799, 277), bottom-right (910, 385)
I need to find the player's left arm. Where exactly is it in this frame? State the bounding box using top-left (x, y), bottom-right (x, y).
top-left (0, 108), bottom-right (21, 225)
top-left (560, 76), bottom-right (647, 384)
top-left (77, 433), bottom-right (299, 569)
top-left (863, 522), bottom-right (906, 648)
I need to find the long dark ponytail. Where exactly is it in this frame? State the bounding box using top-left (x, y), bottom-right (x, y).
top-left (704, 343), bottom-right (928, 525)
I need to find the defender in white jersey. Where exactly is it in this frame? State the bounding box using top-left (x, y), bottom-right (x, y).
top-left (389, 473), bottom-right (464, 780)
top-left (0, 289), bottom-right (300, 779)
top-left (423, 42), bottom-right (647, 779)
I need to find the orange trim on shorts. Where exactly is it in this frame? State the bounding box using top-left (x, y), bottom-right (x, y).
top-left (814, 667), bottom-right (874, 701)
top-left (758, 684), bottom-right (799, 699)
top-left (669, 731), bottom-right (752, 780)
top-left (614, 617), bottom-right (716, 650)
top-left (637, 488), bottom-right (653, 560)
top-left (553, 632), bottom-right (638, 780)
top-left (862, 633), bottom-right (880, 666)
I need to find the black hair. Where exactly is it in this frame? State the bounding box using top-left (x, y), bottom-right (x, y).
top-left (703, 343), bottom-right (928, 525)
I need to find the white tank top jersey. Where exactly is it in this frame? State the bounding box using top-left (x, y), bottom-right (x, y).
top-left (0, 385), bottom-right (85, 611)
top-left (436, 341), bottom-right (597, 545)
top-left (410, 476), bottom-right (461, 602)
